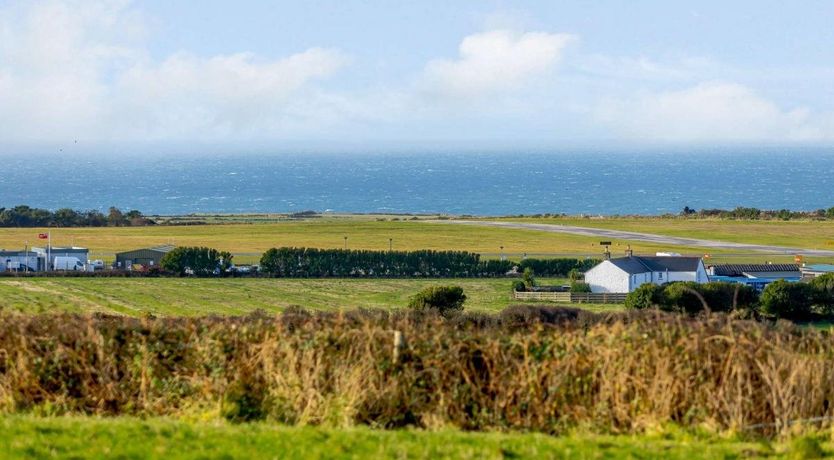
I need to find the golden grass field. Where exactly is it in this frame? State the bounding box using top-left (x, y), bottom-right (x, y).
top-left (2, 215), bottom-right (832, 264)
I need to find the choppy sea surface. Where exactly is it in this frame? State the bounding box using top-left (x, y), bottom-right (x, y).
top-left (2, 150), bottom-right (833, 216)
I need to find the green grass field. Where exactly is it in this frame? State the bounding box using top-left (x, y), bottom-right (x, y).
top-left (4, 216), bottom-right (830, 265)
top-left (497, 216), bottom-right (834, 253)
top-left (0, 277), bottom-right (620, 316)
top-left (2, 416), bottom-right (818, 460)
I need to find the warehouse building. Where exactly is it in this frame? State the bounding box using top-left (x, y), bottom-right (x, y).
top-left (0, 250), bottom-right (43, 271)
top-left (115, 245), bottom-right (176, 269)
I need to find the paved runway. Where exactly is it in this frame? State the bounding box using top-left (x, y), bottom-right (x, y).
top-left (428, 220), bottom-right (834, 257)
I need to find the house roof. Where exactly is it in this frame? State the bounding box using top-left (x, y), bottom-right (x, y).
top-left (711, 264), bottom-right (800, 277)
top-left (608, 256), bottom-right (702, 275)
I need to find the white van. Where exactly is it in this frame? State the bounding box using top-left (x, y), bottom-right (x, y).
top-left (53, 256), bottom-right (85, 271)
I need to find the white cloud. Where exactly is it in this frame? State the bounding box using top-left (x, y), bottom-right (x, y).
top-left (596, 81), bottom-right (834, 142)
top-left (113, 49), bottom-right (349, 140)
top-left (420, 30), bottom-right (575, 98)
top-left (0, 0), bottom-right (348, 143)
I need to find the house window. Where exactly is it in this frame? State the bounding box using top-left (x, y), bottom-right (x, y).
top-left (658, 272), bottom-right (663, 280)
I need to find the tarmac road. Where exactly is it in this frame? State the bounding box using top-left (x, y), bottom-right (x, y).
top-left (428, 220), bottom-right (834, 257)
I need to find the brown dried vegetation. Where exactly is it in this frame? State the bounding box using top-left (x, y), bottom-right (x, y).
top-left (0, 306), bottom-right (832, 436)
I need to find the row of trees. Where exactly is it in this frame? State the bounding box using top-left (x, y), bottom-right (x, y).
top-left (625, 275), bottom-right (834, 320)
top-left (0, 205), bottom-right (154, 227)
top-left (259, 247), bottom-right (597, 278)
top-left (681, 206), bottom-right (834, 220)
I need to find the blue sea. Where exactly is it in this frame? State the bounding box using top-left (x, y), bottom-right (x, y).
top-left (2, 150), bottom-right (833, 216)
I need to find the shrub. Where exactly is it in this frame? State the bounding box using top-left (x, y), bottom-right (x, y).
top-left (698, 282), bottom-right (758, 312)
top-left (641, 281), bottom-right (758, 315)
top-left (567, 268), bottom-right (581, 281)
top-left (760, 280), bottom-right (815, 320)
top-left (407, 285), bottom-right (466, 315)
top-left (511, 280), bottom-right (527, 292)
top-left (522, 267), bottom-right (536, 289)
top-left (624, 283), bottom-right (665, 310)
top-left (809, 273), bottom-right (834, 315)
top-left (662, 282), bottom-right (709, 314)
top-left (569, 281), bottom-right (592, 293)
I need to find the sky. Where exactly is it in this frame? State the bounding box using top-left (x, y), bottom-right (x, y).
top-left (1, 0), bottom-right (834, 151)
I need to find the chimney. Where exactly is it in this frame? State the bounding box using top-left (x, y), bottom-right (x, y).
top-left (625, 244), bottom-right (633, 257)
top-left (604, 247), bottom-right (611, 260)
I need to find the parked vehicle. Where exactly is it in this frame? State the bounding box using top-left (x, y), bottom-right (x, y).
top-left (90, 259), bottom-right (105, 270)
top-left (53, 256), bottom-right (84, 271)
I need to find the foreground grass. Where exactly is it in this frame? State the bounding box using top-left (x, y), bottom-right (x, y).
top-left (0, 217), bottom-right (788, 264)
top-left (0, 277), bottom-right (618, 316)
top-left (0, 416), bottom-right (808, 460)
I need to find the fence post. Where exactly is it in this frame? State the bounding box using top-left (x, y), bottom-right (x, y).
top-left (393, 330), bottom-right (406, 364)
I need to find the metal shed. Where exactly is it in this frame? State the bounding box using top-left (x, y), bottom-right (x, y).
top-left (115, 245), bottom-right (176, 268)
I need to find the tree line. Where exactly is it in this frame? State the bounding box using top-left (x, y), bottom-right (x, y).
top-left (259, 247), bottom-right (597, 278)
top-left (0, 205), bottom-right (155, 227)
top-left (681, 206), bottom-right (834, 220)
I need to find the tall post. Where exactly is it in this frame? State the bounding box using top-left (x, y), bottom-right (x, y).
top-left (47, 231), bottom-right (51, 272)
top-left (389, 238), bottom-right (392, 252)
top-left (344, 236), bottom-right (348, 250)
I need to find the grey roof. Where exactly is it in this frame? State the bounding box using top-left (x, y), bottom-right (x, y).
top-left (149, 245), bottom-right (176, 253)
top-left (116, 245), bottom-right (176, 256)
top-left (609, 256), bottom-right (702, 275)
top-left (0, 250), bottom-right (37, 257)
top-left (712, 264), bottom-right (799, 277)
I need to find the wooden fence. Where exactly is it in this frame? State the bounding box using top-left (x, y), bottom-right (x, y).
top-left (512, 291), bottom-right (627, 304)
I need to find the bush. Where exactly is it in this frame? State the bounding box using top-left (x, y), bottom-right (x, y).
top-left (407, 285), bottom-right (466, 315)
top-left (662, 282), bottom-right (709, 314)
top-left (809, 273), bottom-right (834, 315)
top-left (522, 267), bottom-right (536, 289)
top-left (569, 281), bottom-right (592, 293)
top-left (760, 280), bottom-right (815, 320)
top-left (629, 281), bottom-right (758, 315)
top-left (624, 283), bottom-right (665, 310)
top-left (511, 280), bottom-right (527, 292)
top-left (698, 282), bottom-right (758, 312)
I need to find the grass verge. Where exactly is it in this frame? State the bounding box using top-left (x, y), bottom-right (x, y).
top-left (0, 415), bottom-right (805, 460)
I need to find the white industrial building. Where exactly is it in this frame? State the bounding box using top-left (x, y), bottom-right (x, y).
top-left (33, 246), bottom-right (89, 270)
top-left (584, 255), bottom-right (708, 293)
top-left (0, 250), bottom-right (43, 271)
top-left (0, 247), bottom-right (90, 272)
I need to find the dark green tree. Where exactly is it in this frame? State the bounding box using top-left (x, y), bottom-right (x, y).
top-left (161, 246), bottom-right (229, 276)
top-left (407, 285), bottom-right (466, 315)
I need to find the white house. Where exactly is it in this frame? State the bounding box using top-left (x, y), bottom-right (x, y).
top-left (584, 255), bottom-right (709, 293)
